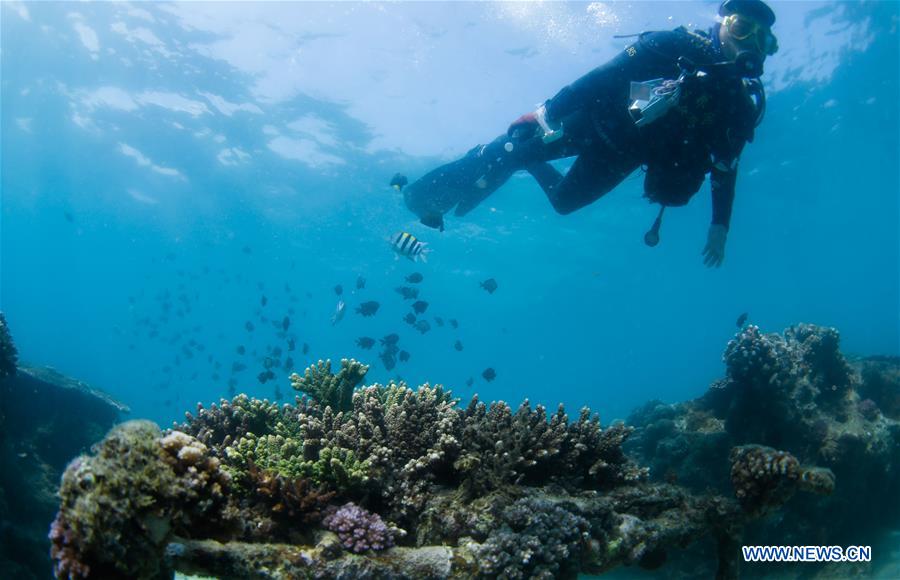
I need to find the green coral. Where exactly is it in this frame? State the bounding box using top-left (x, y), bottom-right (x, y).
top-left (301, 446), bottom-right (370, 491)
top-left (375, 381), bottom-right (456, 411)
top-left (224, 427), bottom-right (370, 493)
top-left (290, 358), bottom-right (368, 413)
top-left (226, 433), bottom-right (305, 479)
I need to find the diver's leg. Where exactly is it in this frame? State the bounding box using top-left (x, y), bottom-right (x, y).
top-left (525, 162), bottom-right (565, 196)
top-left (542, 149), bottom-right (641, 215)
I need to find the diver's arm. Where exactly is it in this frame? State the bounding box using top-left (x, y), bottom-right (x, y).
top-left (544, 30), bottom-right (685, 124)
top-left (710, 162), bottom-right (738, 228)
top-left (704, 161), bottom-right (738, 267)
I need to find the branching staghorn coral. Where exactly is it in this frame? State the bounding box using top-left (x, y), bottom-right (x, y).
top-left (179, 394), bottom-right (288, 453)
top-left (455, 397), bottom-right (647, 497)
top-left (289, 358), bottom-right (368, 413)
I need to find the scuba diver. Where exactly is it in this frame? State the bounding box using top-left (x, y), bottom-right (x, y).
top-left (393, 0), bottom-right (777, 267)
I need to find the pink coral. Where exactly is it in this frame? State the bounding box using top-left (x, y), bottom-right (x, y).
top-left (323, 502), bottom-right (396, 553)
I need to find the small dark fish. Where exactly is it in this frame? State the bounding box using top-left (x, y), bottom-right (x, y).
top-left (264, 357), bottom-right (275, 369)
top-left (237, 345), bottom-right (246, 354)
top-left (399, 350), bottom-right (410, 362)
top-left (412, 300), bottom-right (429, 315)
top-left (64, 211), bottom-right (74, 223)
top-left (380, 351), bottom-right (397, 370)
top-left (480, 278), bottom-right (498, 294)
top-left (284, 357), bottom-right (294, 371)
top-left (334, 284), bottom-right (343, 296)
top-left (257, 371), bottom-right (269, 384)
top-left (228, 384), bottom-right (237, 397)
top-left (454, 340), bottom-right (463, 351)
top-left (356, 337), bottom-right (376, 350)
top-left (261, 295), bottom-right (268, 307)
top-left (356, 275), bottom-right (366, 290)
top-left (267, 370), bottom-right (276, 380)
top-left (273, 346), bottom-right (283, 357)
top-left (282, 316), bottom-right (291, 331)
top-left (736, 312), bottom-right (749, 328)
top-left (245, 321), bottom-right (255, 332)
top-left (482, 367), bottom-right (497, 382)
top-left (434, 316), bottom-right (444, 327)
top-left (243, 245), bottom-right (252, 254)
top-left (274, 385), bottom-right (283, 401)
top-left (406, 272), bottom-right (424, 284)
top-left (466, 377), bottom-right (474, 387)
top-left (381, 333), bottom-right (400, 345)
top-left (302, 342), bottom-right (310, 355)
top-left (414, 320), bottom-right (431, 334)
top-left (288, 338), bottom-right (296, 351)
top-left (395, 286), bottom-right (419, 300)
top-left (232, 362), bottom-right (247, 373)
top-left (450, 319), bottom-right (458, 329)
top-left (403, 313), bottom-right (416, 325)
top-left (356, 301), bottom-right (380, 317)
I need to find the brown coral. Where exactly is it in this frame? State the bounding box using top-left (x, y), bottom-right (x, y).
top-left (729, 445), bottom-right (834, 516)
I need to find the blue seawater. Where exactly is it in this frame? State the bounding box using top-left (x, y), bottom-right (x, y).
top-left (1, 1), bottom-right (896, 460)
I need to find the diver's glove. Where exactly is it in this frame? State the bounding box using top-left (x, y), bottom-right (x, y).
top-left (507, 104), bottom-right (563, 144)
top-left (702, 224), bottom-right (728, 268)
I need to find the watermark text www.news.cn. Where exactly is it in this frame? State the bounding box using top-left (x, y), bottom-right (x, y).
top-left (742, 545), bottom-right (871, 563)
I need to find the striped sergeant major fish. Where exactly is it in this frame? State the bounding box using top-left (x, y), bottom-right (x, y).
top-left (390, 232), bottom-right (430, 262)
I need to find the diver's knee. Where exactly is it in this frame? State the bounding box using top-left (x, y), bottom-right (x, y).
top-left (550, 199), bottom-right (579, 215)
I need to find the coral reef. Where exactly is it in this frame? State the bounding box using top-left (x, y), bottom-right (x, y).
top-left (289, 358), bottom-right (368, 413)
top-left (45, 326), bottom-right (900, 579)
top-left (0, 312), bottom-right (17, 379)
top-left (55, 359), bottom-right (721, 579)
top-left (628, 323), bottom-right (900, 576)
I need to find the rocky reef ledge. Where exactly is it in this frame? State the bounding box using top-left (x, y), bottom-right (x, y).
top-left (1, 314), bottom-right (129, 580)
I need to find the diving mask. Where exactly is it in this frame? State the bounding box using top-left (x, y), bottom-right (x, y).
top-left (725, 14), bottom-right (778, 56)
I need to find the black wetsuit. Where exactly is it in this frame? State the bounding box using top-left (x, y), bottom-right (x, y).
top-left (403, 26), bottom-right (761, 231)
